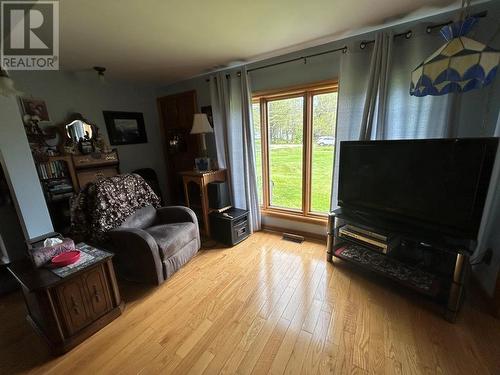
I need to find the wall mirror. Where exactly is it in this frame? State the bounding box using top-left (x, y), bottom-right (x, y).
top-left (64, 113), bottom-right (96, 154)
top-left (65, 117), bottom-right (95, 142)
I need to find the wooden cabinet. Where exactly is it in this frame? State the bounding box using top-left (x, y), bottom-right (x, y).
top-left (73, 150), bottom-right (120, 190)
top-left (72, 151), bottom-right (119, 169)
top-left (8, 256), bottom-right (123, 355)
top-left (76, 166), bottom-right (119, 189)
top-left (157, 91), bottom-right (198, 204)
top-left (55, 265), bottom-right (113, 336)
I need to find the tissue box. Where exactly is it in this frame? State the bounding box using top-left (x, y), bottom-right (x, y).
top-left (31, 238), bottom-right (76, 267)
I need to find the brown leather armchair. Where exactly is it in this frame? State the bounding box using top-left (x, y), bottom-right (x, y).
top-left (109, 205), bottom-right (200, 285)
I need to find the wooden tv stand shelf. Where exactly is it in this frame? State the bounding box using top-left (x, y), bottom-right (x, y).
top-left (326, 208), bottom-right (470, 322)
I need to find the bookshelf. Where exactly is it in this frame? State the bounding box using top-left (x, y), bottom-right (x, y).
top-left (35, 156), bottom-right (78, 234)
top-left (36, 156), bottom-right (78, 201)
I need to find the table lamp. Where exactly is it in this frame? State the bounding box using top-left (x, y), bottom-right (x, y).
top-left (191, 113), bottom-right (213, 171)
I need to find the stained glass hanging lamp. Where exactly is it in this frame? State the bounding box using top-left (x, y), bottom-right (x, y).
top-left (410, 1), bottom-right (499, 97)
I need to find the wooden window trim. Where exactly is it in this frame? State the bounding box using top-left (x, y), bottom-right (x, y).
top-left (253, 80), bottom-right (339, 224)
top-left (253, 79), bottom-right (339, 99)
top-left (261, 208), bottom-right (327, 225)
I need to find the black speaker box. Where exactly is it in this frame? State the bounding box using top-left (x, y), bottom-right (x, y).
top-left (208, 181), bottom-right (230, 209)
top-left (209, 208), bottom-right (250, 246)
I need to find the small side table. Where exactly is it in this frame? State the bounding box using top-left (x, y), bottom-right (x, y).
top-left (8, 244), bottom-right (124, 355)
top-left (180, 169), bottom-right (227, 236)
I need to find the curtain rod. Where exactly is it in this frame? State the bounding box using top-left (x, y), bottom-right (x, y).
top-left (205, 72), bottom-right (240, 82)
top-left (425, 10), bottom-right (487, 34)
top-left (247, 45), bottom-right (348, 73)
top-left (359, 30), bottom-right (412, 49)
top-left (358, 10), bottom-right (488, 49)
top-left (204, 45), bottom-right (347, 82)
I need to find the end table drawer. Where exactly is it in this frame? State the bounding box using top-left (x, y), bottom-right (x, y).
top-left (55, 264), bottom-right (113, 336)
top-left (55, 277), bottom-right (92, 335)
top-left (82, 266), bottom-right (112, 319)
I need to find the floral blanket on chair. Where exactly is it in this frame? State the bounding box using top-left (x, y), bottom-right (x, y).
top-left (70, 173), bottom-right (160, 244)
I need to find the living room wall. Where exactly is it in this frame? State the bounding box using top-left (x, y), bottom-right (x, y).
top-left (10, 71), bottom-right (168, 199)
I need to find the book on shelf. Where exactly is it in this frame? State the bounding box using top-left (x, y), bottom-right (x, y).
top-left (37, 160), bottom-right (68, 180)
top-left (49, 192), bottom-right (74, 201)
top-left (46, 179), bottom-right (73, 192)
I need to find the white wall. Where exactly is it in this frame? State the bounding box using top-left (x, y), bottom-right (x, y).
top-left (0, 96), bottom-right (53, 241)
top-left (11, 70), bottom-right (168, 198)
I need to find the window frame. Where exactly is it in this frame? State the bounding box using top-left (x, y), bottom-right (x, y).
top-left (253, 80), bottom-right (339, 224)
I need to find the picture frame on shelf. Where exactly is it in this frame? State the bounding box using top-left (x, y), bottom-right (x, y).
top-left (103, 111), bottom-right (148, 145)
top-left (195, 157), bottom-right (211, 172)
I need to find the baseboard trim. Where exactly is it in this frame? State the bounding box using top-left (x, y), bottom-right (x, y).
top-left (262, 224), bottom-right (326, 243)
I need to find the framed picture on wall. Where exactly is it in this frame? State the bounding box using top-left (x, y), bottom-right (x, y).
top-left (20, 97), bottom-right (50, 122)
top-left (103, 111), bottom-right (148, 145)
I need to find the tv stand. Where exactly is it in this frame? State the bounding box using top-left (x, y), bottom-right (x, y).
top-left (326, 208), bottom-right (470, 322)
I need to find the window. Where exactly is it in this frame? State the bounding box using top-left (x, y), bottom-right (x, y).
top-left (252, 81), bottom-right (338, 222)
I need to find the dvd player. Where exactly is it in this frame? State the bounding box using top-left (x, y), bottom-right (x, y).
top-left (338, 224), bottom-right (399, 254)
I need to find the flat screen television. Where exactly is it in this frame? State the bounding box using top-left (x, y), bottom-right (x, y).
top-left (338, 138), bottom-right (498, 240)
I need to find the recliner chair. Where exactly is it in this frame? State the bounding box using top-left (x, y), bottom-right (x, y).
top-left (109, 205), bottom-right (200, 285)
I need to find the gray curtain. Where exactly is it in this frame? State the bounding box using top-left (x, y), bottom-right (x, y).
top-left (209, 72), bottom-right (231, 170)
top-left (472, 114), bottom-right (500, 294)
top-left (240, 67), bottom-right (262, 232)
top-left (209, 68), bottom-right (261, 232)
top-left (359, 32), bottom-right (393, 140)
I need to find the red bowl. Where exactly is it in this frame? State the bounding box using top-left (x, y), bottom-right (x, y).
top-left (51, 250), bottom-right (81, 267)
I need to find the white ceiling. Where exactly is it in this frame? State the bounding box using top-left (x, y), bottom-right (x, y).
top-left (60, 0), bottom-right (461, 84)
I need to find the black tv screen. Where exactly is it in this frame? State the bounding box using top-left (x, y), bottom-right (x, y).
top-left (338, 138), bottom-right (498, 239)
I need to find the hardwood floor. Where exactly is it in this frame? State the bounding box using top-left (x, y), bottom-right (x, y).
top-left (1, 231), bottom-right (499, 374)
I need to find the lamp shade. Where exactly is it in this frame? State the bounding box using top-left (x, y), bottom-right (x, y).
top-left (191, 113), bottom-right (213, 134)
top-left (410, 17), bottom-right (499, 97)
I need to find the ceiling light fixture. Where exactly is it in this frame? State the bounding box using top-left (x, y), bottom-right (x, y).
top-left (0, 68), bottom-right (23, 97)
top-left (93, 66), bottom-right (106, 82)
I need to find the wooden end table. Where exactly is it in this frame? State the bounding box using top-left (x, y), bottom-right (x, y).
top-left (7, 243), bottom-right (124, 355)
top-left (180, 169), bottom-right (228, 236)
